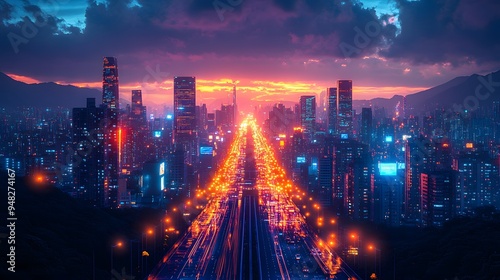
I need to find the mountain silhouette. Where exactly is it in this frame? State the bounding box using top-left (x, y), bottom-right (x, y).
top-left (1, 70), bottom-right (499, 113)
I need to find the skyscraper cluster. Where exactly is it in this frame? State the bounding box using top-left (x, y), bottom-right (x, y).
top-left (69, 60), bottom-right (238, 208)
top-left (0, 66), bottom-right (498, 225)
top-left (260, 79), bottom-right (500, 227)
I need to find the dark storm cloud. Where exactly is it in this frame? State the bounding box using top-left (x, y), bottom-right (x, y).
top-left (383, 0), bottom-right (500, 65)
top-left (0, 0), bottom-right (13, 21)
top-left (0, 0), bottom-right (396, 82)
top-left (1, 0), bottom-right (499, 84)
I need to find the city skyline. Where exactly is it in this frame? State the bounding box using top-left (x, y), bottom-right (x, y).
top-left (1, 1), bottom-right (500, 279)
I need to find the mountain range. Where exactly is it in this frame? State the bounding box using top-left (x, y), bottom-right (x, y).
top-left (353, 70), bottom-right (500, 114)
top-left (1, 70), bottom-right (499, 114)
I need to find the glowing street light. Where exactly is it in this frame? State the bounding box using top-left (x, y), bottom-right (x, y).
top-left (111, 241), bottom-right (123, 271)
top-left (368, 244), bottom-right (382, 277)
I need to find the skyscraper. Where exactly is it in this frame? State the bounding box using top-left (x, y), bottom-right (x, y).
top-left (332, 138), bottom-right (370, 215)
top-left (73, 98), bottom-right (105, 207)
top-left (327, 88), bottom-right (337, 135)
top-left (299, 96), bottom-right (316, 139)
top-left (404, 136), bottom-right (433, 225)
top-left (103, 57), bottom-right (119, 109)
top-left (318, 154), bottom-right (333, 206)
top-left (360, 108), bottom-right (372, 146)
top-left (337, 80), bottom-right (353, 137)
top-left (173, 76), bottom-right (197, 197)
top-left (131, 90), bottom-right (147, 123)
top-left (420, 170), bottom-right (458, 227)
top-left (344, 157), bottom-right (374, 221)
top-left (102, 57), bottom-right (119, 208)
top-left (129, 90), bottom-right (148, 170)
top-left (458, 149), bottom-right (499, 214)
top-left (173, 77), bottom-right (196, 147)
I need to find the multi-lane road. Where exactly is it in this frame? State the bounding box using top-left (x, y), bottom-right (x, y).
top-left (148, 117), bottom-right (362, 280)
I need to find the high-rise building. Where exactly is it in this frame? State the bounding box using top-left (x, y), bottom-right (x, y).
top-left (332, 139), bottom-right (370, 215)
top-left (291, 128), bottom-right (308, 189)
top-left (299, 96), bottom-right (316, 138)
top-left (458, 149), bottom-right (500, 214)
top-left (219, 104), bottom-right (235, 133)
top-left (141, 160), bottom-right (167, 208)
top-left (131, 90), bottom-right (147, 123)
top-left (268, 103), bottom-right (295, 137)
top-left (73, 98), bottom-right (105, 207)
top-left (103, 57), bottom-right (119, 110)
top-left (360, 108), bottom-right (372, 146)
top-left (207, 113), bottom-right (216, 133)
top-left (337, 80), bottom-right (353, 137)
top-left (199, 143), bottom-right (215, 188)
top-left (327, 88), bottom-right (337, 135)
top-left (196, 104), bottom-right (208, 134)
top-left (421, 170), bottom-right (458, 227)
top-left (318, 155), bottom-right (333, 206)
top-left (404, 136), bottom-right (433, 225)
top-left (102, 57), bottom-right (119, 208)
top-left (344, 148), bottom-right (374, 220)
top-left (173, 77), bottom-right (197, 148)
top-left (173, 77), bottom-right (197, 197)
top-left (126, 90), bottom-right (148, 170)
top-left (374, 168), bottom-right (403, 227)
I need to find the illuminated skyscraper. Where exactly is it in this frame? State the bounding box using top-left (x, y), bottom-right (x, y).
top-left (327, 88), bottom-right (337, 135)
top-left (404, 136), bottom-right (433, 225)
top-left (421, 170), bottom-right (458, 227)
top-left (131, 90), bottom-right (146, 123)
top-left (333, 139), bottom-right (371, 216)
top-left (173, 77), bottom-right (197, 197)
top-left (73, 98), bottom-right (105, 207)
top-left (299, 96), bottom-right (316, 138)
top-left (318, 154), bottom-right (333, 206)
top-left (102, 57), bottom-right (119, 208)
top-left (360, 107), bottom-right (372, 146)
top-left (129, 90), bottom-right (148, 170)
top-left (344, 156), bottom-right (374, 221)
top-left (103, 57), bottom-right (119, 109)
top-left (337, 80), bottom-right (353, 137)
top-left (173, 77), bottom-right (196, 147)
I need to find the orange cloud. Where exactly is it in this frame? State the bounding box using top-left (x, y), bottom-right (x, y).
top-left (6, 73), bottom-right (41, 84)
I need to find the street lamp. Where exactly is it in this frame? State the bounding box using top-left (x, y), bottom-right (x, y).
top-left (111, 241), bottom-right (123, 272)
top-left (349, 233), bottom-right (360, 267)
top-left (368, 244), bottom-right (382, 277)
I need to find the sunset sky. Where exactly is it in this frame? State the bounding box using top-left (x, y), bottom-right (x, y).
top-left (1, 0), bottom-right (499, 111)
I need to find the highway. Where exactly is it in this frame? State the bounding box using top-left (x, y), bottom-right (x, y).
top-left (148, 117), bottom-right (362, 280)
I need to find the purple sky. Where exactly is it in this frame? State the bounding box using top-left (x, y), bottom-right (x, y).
top-left (1, 0), bottom-right (499, 111)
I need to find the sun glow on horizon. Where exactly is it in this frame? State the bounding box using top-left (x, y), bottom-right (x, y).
top-left (6, 74), bottom-right (428, 111)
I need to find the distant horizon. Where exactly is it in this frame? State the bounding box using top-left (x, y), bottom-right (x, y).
top-left (3, 71), bottom-right (431, 113)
